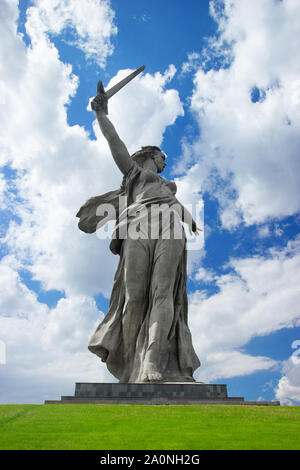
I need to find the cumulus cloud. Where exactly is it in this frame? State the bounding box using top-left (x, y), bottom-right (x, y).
top-left (190, 236), bottom-right (300, 383)
top-left (275, 341), bottom-right (300, 405)
top-left (42, 296), bottom-right (103, 353)
top-left (181, 0), bottom-right (300, 228)
top-left (26, 0), bottom-right (117, 67)
top-left (0, 255), bottom-right (48, 320)
top-left (0, 256), bottom-right (110, 404)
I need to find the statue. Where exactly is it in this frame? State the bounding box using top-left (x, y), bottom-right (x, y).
top-left (76, 66), bottom-right (201, 383)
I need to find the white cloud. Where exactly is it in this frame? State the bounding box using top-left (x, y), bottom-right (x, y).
top-left (42, 295), bottom-right (103, 353)
top-left (0, 256), bottom-right (111, 403)
top-left (190, 236), bottom-right (300, 383)
top-left (202, 351), bottom-right (276, 383)
top-left (274, 224), bottom-right (284, 237)
top-left (195, 266), bottom-right (215, 282)
top-left (0, 256), bottom-right (48, 320)
top-left (181, 52), bottom-right (201, 75)
top-left (257, 223), bottom-right (286, 239)
top-left (0, 173), bottom-right (7, 209)
top-left (275, 341), bottom-right (300, 405)
top-left (26, 0), bottom-right (117, 67)
top-left (181, 0), bottom-right (300, 228)
top-left (257, 225), bottom-right (271, 239)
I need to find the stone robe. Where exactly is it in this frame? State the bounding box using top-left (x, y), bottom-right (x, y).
top-left (76, 163), bottom-right (200, 382)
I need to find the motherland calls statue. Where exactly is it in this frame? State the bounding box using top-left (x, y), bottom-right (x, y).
top-left (76, 66), bottom-right (201, 383)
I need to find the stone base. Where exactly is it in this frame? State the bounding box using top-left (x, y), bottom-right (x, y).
top-left (44, 382), bottom-right (280, 406)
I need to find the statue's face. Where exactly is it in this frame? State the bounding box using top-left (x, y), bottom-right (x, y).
top-left (153, 151), bottom-right (166, 173)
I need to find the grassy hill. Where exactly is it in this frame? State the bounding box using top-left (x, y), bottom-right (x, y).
top-left (0, 404), bottom-right (299, 450)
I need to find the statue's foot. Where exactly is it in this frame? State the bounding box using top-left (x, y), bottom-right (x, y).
top-left (142, 371), bottom-right (162, 382)
top-left (141, 363), bottom-right (162, 382)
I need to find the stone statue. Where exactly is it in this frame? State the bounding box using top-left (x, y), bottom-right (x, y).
top-left (76, 67), bottom-right (201, 383)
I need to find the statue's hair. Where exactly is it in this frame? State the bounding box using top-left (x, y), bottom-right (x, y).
top-left (131, 146), bottom-right (161, 167)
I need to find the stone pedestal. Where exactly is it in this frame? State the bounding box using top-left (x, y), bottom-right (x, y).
top-left (44, 382), bottom-right (279, 405)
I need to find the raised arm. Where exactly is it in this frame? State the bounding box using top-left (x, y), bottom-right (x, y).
top-left (91, 83), bottom-right (134, 175)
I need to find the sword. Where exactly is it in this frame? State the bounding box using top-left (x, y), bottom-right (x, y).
top-left (92, 65), bottom-right (146, 112)
top-left (104, 65), bottom-right (145, 99)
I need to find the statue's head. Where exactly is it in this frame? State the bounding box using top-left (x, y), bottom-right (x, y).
top-left (131, 146), bottom-right (167, 173)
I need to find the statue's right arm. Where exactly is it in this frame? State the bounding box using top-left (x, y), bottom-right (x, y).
top-left (91, 91), bottom-right (134, 175)
top-left (95, 110), bottom-right (134, 175)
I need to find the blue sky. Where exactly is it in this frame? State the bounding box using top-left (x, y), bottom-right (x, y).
top-left (1, 0), bottom-right (300, 405)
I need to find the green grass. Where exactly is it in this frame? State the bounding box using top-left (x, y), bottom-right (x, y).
top-left (0, 404), bottom-right (299, 450)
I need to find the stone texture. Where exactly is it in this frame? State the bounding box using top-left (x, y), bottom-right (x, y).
top-left (74, 382), bottom-right (228, 399)
top-left (44, 382), bottom-right (280, 405)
